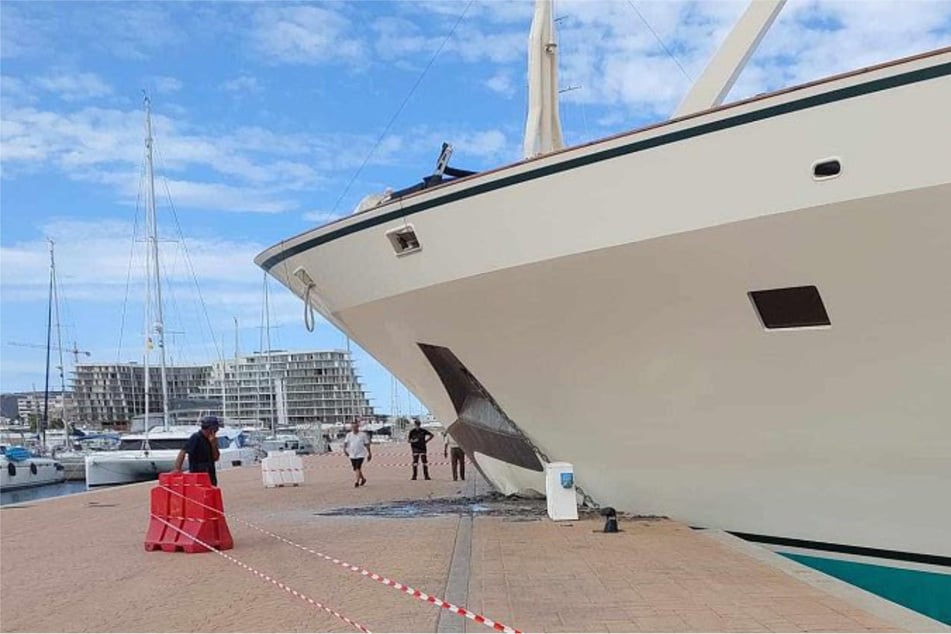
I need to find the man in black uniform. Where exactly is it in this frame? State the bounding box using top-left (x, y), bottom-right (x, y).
top-left (407, 420), bottom-right (434, 480)
top-left (172, 415), bottom-right (221, 486)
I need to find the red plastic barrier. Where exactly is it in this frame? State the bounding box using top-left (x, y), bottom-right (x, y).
top-left (144, 472), bottom-right (233, 553)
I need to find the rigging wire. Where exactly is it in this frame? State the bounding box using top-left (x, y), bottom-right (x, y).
top-left (158, 243), bottom-right (186, 365)
top-left (116, 162), bottom-right (146, 364)
top-left (329, 0), bottom-right (475, 214)
top-left (158, 169), bottom-right (224, 364)
top-left (626, 0), bottom-right (693, 84)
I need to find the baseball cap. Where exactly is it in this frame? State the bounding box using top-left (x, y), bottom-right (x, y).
top-left (200, 415), bottom-right (221, 430)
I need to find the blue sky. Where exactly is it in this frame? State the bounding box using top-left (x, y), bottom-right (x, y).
top-left (2, 0), bottom-right (950, 414)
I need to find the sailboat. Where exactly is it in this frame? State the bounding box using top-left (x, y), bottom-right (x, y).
top-left (85, 97), bottom-right (255, 488)
top-left (256, 0), bottom-right (951, 588)
top-left (1, 241), bottom-right (67, 490)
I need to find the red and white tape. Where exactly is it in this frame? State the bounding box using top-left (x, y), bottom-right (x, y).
top-left (159, 486), bottom-right (520, 633)
top-left (149, 513), bottom-right (370, 633)
top-left (305, 460), bottom-right (457, 470)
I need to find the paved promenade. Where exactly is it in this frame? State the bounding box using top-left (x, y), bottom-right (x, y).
top-left (0, 444), bottom-right (932, 632)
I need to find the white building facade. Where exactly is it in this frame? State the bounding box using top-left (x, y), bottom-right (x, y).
top-left (71, 363), bottom-right (211, 426)
top-left (206, 350), bottom-right (373, 428)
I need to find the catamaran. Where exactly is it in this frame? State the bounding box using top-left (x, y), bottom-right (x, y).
top-left (256, 0), bottom-right (951, 588)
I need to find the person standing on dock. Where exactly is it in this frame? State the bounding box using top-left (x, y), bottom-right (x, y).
top-left (343, 421), bottom-right (371, 487)
top-left (443, 430), bottom-right (465, 481)
top-left (408, 420), bottom-right (434, 480)
top-left (172, 415), bottom-right (221, 486)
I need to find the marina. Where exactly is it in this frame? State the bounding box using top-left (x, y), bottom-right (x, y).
top-left (1, 446), bottom-right (943, 633)
top-left (2, 0), bottom-right (950, 631)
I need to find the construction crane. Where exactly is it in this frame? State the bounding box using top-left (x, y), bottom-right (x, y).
top-left (7, 341), bottom-right (91, 365)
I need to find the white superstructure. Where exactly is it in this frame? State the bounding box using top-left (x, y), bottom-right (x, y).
top-left (257, 5), bottom-right (951, 572)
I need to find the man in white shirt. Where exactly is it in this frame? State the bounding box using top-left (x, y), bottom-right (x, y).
top-left (343, 421), bottom-right (372, 488)
top-left (443, 430), bottom-right (465, 481)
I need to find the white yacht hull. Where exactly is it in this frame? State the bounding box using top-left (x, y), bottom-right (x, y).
top-left (1, 457), bottom-right (66, 490)
top-left (85, 447), bottom-right (257, 488)
top-left (257, 50), bottom-right (951, 564)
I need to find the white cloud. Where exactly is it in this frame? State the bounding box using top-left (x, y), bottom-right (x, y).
top-left (161, 178), bottom-right (294, 214)
top-left (453, 129), bottom-right (509, 160)
top-left (0, 218), bottom-right (268, 300)
top-left (84, 4), bottom-right (185, 61)
top-left (220, 76), bottom-right (261, 93)
top-left (0, 103), bottom-right (325, 212)
top-left (397, 0), bottom-right (532, 25)
top-left (33, 72), bottom-right (113, 101)
top-left (253, 5), bottom-right (365, 65)
top-left (152, 76), bottom-right (183, 94)
top-left (537, 0), bottom-right (951, 131)
top-left (731, 0), bottom-right (951, 100)
top-left (370, 15), bottom-right (526, 66)
top-left (0, 3), bottom-right (54, 59)
top-left (0, 216), bottom-right (311, 370)
top-left (485, 70), bottom-right (517, 97)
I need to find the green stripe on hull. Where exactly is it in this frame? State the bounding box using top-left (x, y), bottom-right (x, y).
top-left (780, 552), bottom-right (951, 625)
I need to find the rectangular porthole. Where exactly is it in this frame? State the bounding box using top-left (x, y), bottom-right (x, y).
top-left (385, 225), bottom-right (421, 256)
top-left (749, 285), bottom-right (831, 330)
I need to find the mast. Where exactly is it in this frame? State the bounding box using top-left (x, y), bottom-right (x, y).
top-left (144, 96), bottom-right (171, 432)
top-left (263, 273), bottom-right (275, 436)
top-left (523, 0), bottom-right (564, 158)
top-left (51, 241), bottom-right (69, 438)
top-left (42, 239), bottom-right (54, 450)
top-left (233, 317), bottom-right (240, 423)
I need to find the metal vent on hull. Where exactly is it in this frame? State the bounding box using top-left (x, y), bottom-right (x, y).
top-left (749, 285), bottom-right (831, 330)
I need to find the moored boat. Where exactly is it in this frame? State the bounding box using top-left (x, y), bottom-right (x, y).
top-left (1, 446), bottom-right (66, 490)
top-left (84, 425), bottom-right (256, 488)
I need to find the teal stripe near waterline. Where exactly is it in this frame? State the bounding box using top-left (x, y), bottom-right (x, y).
top-left (780, 552), bottom-right (951, 625)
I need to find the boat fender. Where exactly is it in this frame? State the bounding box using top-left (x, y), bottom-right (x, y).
top-left (7, 462), bottom-right (15, 477)
top-left (30, 462), bottom-right (38, 475)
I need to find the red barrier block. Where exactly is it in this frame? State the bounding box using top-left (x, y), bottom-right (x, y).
top-left (143, 485), bottom-right (170, 549)
top-left (164, 472), bottom-right (186, 519)
top-left (145, 471), bottom-right (233, 553)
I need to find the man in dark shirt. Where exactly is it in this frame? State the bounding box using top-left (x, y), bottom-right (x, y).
top-left (172, 415), bottom-right (221, 486)
top-left (407, 420), bottom-right (434, 480)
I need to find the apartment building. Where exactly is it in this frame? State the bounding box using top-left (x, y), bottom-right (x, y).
top-left (71, 363), bottom-right (211, 425)
top-left (68, 350), bottom-right (373, 427)
top-left (205, 350), bottom-right (373, 427)
top-left (14, 391), bottom-right (68, 423)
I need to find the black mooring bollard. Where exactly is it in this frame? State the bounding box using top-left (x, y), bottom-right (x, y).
top-left (600, 506), bottom-right (618, 533)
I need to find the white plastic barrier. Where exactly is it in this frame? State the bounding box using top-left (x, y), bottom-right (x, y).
top-left (545, 462), bottom-right (579, 521)
top-left (261, 450), bottom-right (305, 488)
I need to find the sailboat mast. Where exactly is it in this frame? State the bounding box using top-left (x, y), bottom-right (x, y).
top-left (42, 239), bottom-right (54, 450)
top-left (233, 316), bottom-right (239, 422)
top-left (51, 241), bottom-right (69, 436)
top-left (264, 273), bottom-right (275, 436)
top-left (144, 96), bottom-right (171, 431)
